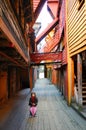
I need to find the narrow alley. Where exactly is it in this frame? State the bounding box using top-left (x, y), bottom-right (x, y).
top-left (0, 78), bottom-right (86, 130)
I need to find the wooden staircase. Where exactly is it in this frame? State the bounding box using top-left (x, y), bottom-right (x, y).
top-left (74, 70), bottom-right (86, 107)
top-left (82, 72), bottom-right (86, 107)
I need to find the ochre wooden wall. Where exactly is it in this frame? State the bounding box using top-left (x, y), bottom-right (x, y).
top-left (68, 0), bottom-right (86, 57)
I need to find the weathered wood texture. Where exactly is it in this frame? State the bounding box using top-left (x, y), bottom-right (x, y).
top-left (0, 79), bottom-right (86, 130)
top-left (68, 0), bottom-right (86, 56)
top-left (26, 79), bottom-right (86, 130)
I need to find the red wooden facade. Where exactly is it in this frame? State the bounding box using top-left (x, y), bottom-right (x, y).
top-left (30, 52), bottom-right (62, 63)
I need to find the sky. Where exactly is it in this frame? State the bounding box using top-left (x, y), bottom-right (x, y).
top-left (36, 2), bottom-right (53, 51)
top-left (36, 2), bottom-right (53, 37)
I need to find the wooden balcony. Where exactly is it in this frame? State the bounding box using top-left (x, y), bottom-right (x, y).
top-left (0, 0), bottom-right (29, 63)
top-left (39, 24), bottom-right (63, 53)
top-left (30, 51), bottom-right (62, 64)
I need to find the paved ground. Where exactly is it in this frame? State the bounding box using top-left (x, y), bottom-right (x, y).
top-left (0, 78), bottom-right (86, 130)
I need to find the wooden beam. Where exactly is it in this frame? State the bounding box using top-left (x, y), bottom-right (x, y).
top-left (0, 51), bottom-right (25, 69)
top-left (34, 0), bottom-right (46, 21)
top-left (47, 0), bottom-right (59, 18)
top-left (0, 16), bottom-right (29, 63)
top-left (30, 51), bottom-right (62, 63)
top-left (31, 61), bottom-right (61, 66)
top-left (35, 17), bottom-right (58, 44)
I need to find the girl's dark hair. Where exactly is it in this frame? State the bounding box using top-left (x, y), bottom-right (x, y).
top-left (31, 92), bottom-right (36, 97)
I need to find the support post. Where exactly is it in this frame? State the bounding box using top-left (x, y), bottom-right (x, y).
top-left (44, 65), bottom-right (47, 78)
top-left (67, 57), bottom-right (72, 105)
top-left (77, 54), bottom-right (82, 106)
top-left (29, 67), bottom-right (33, 90)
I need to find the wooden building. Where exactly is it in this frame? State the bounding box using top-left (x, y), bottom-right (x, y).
top-left (0, 0), bottom-right (86, 110)
top-left (67, 0), bottom-right (86, 107)
top-left (0, 0), bottom-right (31, 104)
top-left (0, 0), bottom-right (45, 104)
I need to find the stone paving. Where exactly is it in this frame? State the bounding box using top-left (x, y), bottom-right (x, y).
top-left (0, 78), bottom-right (86, 130)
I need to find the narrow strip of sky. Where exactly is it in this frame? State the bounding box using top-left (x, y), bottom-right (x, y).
top-left (36, 1), bottom-right (53, 36)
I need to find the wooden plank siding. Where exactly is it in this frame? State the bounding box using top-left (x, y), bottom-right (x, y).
top-left (62, 0), bottom-right (67, 65)
top-left (67, 0), bottom-right (86, 57)
top-left (62, 44), bottom-right (67, 65)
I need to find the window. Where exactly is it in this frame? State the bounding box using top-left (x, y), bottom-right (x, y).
top-left (78, 0), bottom-right (85, 10)
top-left (79, 0), bottom-right (82, 2)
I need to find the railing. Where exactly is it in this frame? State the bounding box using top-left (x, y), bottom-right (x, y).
top-left (40, 24), bottom-right (63, 52)
top-left (30, 51), bottom-right (62, 63)
top-left (0, 0), bottom-right (29, 60)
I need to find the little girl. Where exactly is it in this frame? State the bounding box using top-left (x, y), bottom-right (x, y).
top-left (29, 92), bottom-right (38, 117)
